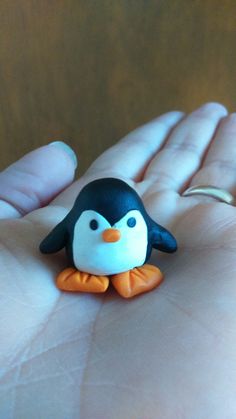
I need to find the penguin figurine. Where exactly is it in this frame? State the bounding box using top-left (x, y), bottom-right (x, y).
top-left (40, 178), bottom-right (177, 298)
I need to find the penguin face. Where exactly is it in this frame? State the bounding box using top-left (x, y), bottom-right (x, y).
top-left (72, 209), bottom-right (148, 275)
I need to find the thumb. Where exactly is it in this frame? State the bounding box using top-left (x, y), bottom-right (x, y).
top-left (0, 141), bottom-right (78, 219)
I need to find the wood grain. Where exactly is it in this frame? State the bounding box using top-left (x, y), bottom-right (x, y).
top-left (0, 0), bottom-right (235, 173)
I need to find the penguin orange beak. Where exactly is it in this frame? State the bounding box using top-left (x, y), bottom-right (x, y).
top-left (102, 228), bottom-right (121, 243)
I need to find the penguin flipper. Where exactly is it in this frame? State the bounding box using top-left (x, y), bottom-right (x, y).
top-left (151, 223), bottom-right (177, 253)
top-left (40, 221), bottom-right (68, 254)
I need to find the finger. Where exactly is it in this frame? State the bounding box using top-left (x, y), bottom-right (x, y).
top-left (0, 142), bottom-right (77, 219)
top-left (142, 103), bottom-right (228, 192)
top-left (86, 111), bottom-right (184, 181)
top-left (186, 113), bottom-right (236, 195)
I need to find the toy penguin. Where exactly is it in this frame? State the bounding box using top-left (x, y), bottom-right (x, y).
top-left (40, 178), bottom-right (177, 298)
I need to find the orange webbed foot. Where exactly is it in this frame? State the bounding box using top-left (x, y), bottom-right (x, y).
top-left (56, 268), bottom-right (109, 293)
top-left (111, 264), bottom-right (163, 298)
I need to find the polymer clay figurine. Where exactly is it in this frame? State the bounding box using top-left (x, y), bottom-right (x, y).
top-left (40, 178), bottom-right (177, 298)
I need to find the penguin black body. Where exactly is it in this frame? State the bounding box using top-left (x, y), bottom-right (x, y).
top-left (40, 178), bottom-right (177, 298)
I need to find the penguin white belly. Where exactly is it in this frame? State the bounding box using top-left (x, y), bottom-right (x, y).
top-left (72, 210), bottom-right (148, 276)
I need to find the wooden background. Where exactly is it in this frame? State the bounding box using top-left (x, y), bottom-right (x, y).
top-left (0, 0), bottom-right (236, 174)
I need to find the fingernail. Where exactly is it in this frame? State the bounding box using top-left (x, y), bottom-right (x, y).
top-left (49, 141), bottom-right (78, 168)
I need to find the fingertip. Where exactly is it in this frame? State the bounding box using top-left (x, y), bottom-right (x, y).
top-left (156, 110), bottom-right (185, 125)
top-left (193, 102), bottom-right (228, 117)
top-left (49, 141), bottom-right (78, 169)
top-left (141, 110), bottom-right (185, 129)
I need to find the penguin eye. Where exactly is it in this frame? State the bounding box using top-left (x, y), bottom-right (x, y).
top-left (90, 219), bottom-right (99, 230)
top-left (127, 217), bottom-right (136, 228)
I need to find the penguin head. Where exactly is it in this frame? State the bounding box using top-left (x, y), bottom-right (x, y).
top-left (40, 178), bottom-right (177, 275)
top-left (69, 177), bottom-right (147, 226)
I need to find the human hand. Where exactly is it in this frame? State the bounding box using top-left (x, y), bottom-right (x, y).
top-left (1, 103), bottom-right (236, 418)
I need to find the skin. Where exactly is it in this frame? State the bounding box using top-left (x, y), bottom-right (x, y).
top-left (1, 102), bottom-right (236, 418)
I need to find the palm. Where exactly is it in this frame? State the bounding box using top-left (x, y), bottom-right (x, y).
top-left (1, 103), bottom-right (236, 418)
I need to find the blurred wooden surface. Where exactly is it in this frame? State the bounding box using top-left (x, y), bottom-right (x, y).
top-left (0, 0), bottom-right (236, 173)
